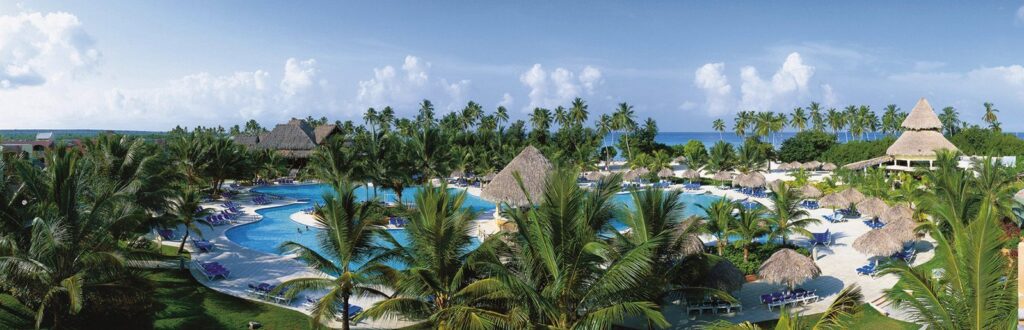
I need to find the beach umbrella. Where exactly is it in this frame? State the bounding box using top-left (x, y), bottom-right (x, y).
top-left (499, 221), bottom-right (518, 233)
top-left (702, 260), bottom-right (745, 293)
top-left (778, 162), bottom-right (792, 171)
top-left (758, 248), bottom-right (821, 289)
top-left (798, 185), bottom-right (823, 199)
top-left (738, 172), bottom-right (766, 188)
top-left (788, 162), bottom-right (803, 171)
top-left (623, 168), bottom-right (648, 182)
top-left (840, 188), bottom-right (867, 205)
top-left (853, 229), bottom-right (903, 256)
top-left (657, 168), bottom-right (675, 178)
top-left (819, 191), bottom-right (849, 209)
top-left (856, 197), bottom-right (889, 218)
top-left (882, 218), bottom-right (919, 243)
top-left (673, 156), bottom-right (687, 164)
top-left (481, 146), bottom-right (553, 207)
top-left (882, 204), bottom-right (914, 223)
top-left (449, 169), bottom-right (465, 179)
top-left (804, 161), bottom-right (822, 170)
top-left (680, 169), bottom-right (701, 180)
top-left (713, 171), bottom-right (734, 182)
top-left (821, 163), bottom-right (838, 171)
top-left (584, 171), bottom-right (606, 182)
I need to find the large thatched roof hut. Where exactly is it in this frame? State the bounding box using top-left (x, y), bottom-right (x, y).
top-left (481, 146), bottom-right (553, 207)
top-left (886, 98), bottom-right (958, 168)
top-left (259, 119), bottom-right (318, 159)
top-left (853, 229), bottom-right (903, 256)
top-left (758, 249), bottom-right (821, 289)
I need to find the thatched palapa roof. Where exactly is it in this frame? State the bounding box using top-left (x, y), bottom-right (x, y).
top-left (886, 130), bottom-right (958, 157)
top-left (313, 124), bottom-right (340, 144)
top-left (843, 156), bottom-right (894, 170)
top-left (798, 185), bottom-right (823, 199)
top-left (821, 163), bottom-right (837, 171)
top-left (900, 98), bottom-right (944, 131)
top-left (841, 188), bottom-right (867, 205)
top-left (712, 171), bottom-right (735, 181)
top-left (882, 204), bottom-right (914, 223)
top-left (449, 169), bottom-right (466, 179)
top-left (232, 134), bottom-right (260, 149)
top-left (259, 119), bottom-right (318, 158)
top-left (481, 146), bottom-right (553, 207)
top-left (856, 197), bottom-right (889, 218)
top-left (778, 162), bottom-right (794, 171)
top-left (480, 172), bottom-right (496, 182)
top-left (702, 260), bottom-right (745, 293)
top-left (882, 218), bottom-right (919, 242)
top-left (819, 191), bottom-right (848, 209)
top-left (803, 161), bottom-right (822, 170)
top-left (657, 168), bottom-right (675, 178)
top-left (672, 219), bottom-right (705, 257)
top-left (853, 229), bottom-right (903, 256)
top-left (623, 167), bottom-right (650, 182)
top-left (736, 172), bottom-right (766, 188)
top-left (583, 171), bottom-right (606, 182)
top-left (758, 249), bottom-right (821, 288)
top-left (680, 169), bottom-right (701, 180)
top-left (767, 180), bottom-right (784, 192)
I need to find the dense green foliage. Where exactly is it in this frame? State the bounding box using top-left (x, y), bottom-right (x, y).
top-left (819, 137), bottom-right (894, 165)
top-left (948, 127), bottom-right (1024, 157)
top-left (777, 131), bottom-right (837, 162)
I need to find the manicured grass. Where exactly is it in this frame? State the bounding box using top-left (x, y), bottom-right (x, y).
top-left (754, 303), bottom-right (919, 329)
top-left (149, 270), bottom-right (312, 330)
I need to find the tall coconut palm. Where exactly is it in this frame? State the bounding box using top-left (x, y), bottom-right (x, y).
top-left (733, 111), bottom-right (753, 137)
top-left (569, 97), bottom-right (589, 127)
top-left (275, 182), bottom-right (391, 330)
top-left (707, 141), bottom-right (736, 173)
top-left (982, 102), bottom-right (999, 131)
top-left (165, 187), bottom-right (212, 254)
top-left (484, 170), bottom-right (669, 329)
top-left (308, 136), bottom-right (361, 187)
top-left (881, 104), bottom-right (902, 135)
top-left (808, 102), bottom-right (825, 132)
top-left (938, 106), bottom-right (960, 136)
top-left (553, 106), bottom-right (569, 129)
top-left (753, 112), bottom-right (774, 141)
top-left (770, 112), bottom-right (787, 145)
top-left (789, 107), bottom-right (808, 132)
top-left (360, 184), bottom-right (508, 328)
top-left (597, 114), bottom-right (615, 170)
top-left (765, 181), bottom-right (819, 245)
top-left (699, 197), bottom-right (737, 256)
top-left (712, 118), bottom-right (726, 141)
top-left (730, 205), bottom-right (767, 262)
top-left (825, 108), bottom-right (845, 140)
top-left (613, 102), bottom-right (638, 161)
top-left (417, 99), bottom-right (436, 127)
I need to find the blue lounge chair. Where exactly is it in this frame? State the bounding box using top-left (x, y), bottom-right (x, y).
top-left (811, 230), bottom-right (831, 246)
top-left (856, 260), bottom-right (877, 275)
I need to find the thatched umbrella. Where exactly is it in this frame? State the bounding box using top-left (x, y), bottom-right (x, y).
top-left (499, 221), bottom-right (518, 233)
top-left (777, 162), bottom-right (792, 171)
top-left (798, 185), bottom-right (823, 199)
top-left (713, 171), bottom-right (734, 182)
top-left (882, 218), bottom-right (919, 243)
top-left (882, 204), bottom-right (914, 223)
top-left (821, 163), bottom-right (837, 171)
top-left (449, 169), bottom-right (466, 179)
top-left (673, 156), bottom-right (687, 164)
top-left (702, 260), bottom-right (745, 292)
top-left (480, 172), bottom-right (496, 182)
top-left (481, 146), bottom-right (553, 207)
top-left (584, 171), bottom-right (606, 182)
top-left (657, 168), bottom-right (675, 178)
top-left (788, 161), bottom-right (803, 171)
top-left (758, 249), bottom-right (821, 289)
top-left (623, 168), bottom-right (649, 182)
top-left (853, 229), bottom-right (903, 256)
top-left (840, 188), bottom-right (867, 205)
top-left (738, 172), bottom-right (766, 188)
top-left (680, 169), bottom-right (701, 180)
top-left (804, 161), bottom-right (822, 170)
top-left (819, 191), bottom-right (848, 209)
top-left (856, 197), bottom-right (889, 218)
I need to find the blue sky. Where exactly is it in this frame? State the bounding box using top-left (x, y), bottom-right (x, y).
top-left (1, 1), bottom-right (1023, 131)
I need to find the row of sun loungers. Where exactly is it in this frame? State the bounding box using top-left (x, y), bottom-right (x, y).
top-left (823, 214), bottom-right (848, 223)
top-left (800, 200), bottom-right (819, 209)
top-left (247, 282), bottom-right (292, 304)
top-left (252, 195), bottom-right (272, 205)
top-left (681, 182), bottom-right (701, 190)
top-left (857, 260), bottom-right (878, 275)
top-left (191, 238), bottom-right (215, 252)
top-left (740, 200), bottom-right (761, 210)
top-left (685, 297), bottom-right (742, 315)
top-left (863, 219), bottom-right (885, 229)
top-left (194, 261), bottom-right (230, 280)
top-left (738, 187), bottom-right (768, 198)
top-left (760, 288), bottom-right (820, 311)
top-left (276, 178), bottom-right (296, 184)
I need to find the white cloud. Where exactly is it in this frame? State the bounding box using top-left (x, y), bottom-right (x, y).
top-left (739, 52), bottom-right (814, 110)
top-left (821, 84), bottom-right (838, 106)
top-left (519, 64), bottom-right (601, 111)
top-left (497, 92), bottom-right (514, 108)
top-left (0, 11), bottom-right (100, 88)
top-left (1016, 6), bottom-right (1024, 24)
top-left (355, 55), bottom-right (471, 112)
top-left (693, 62), bottom-right (732, 115)
top-left (280, 58), bottom-right (317, 97)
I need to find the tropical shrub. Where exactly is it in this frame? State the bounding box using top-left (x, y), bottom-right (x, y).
top-left (777, 131), bottom-right (837, 162)
top-left (820, 137), bottom-right (895, 165)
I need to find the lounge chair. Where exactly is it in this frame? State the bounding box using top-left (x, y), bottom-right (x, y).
top-left (811, 230), bottom-right (831, 246)
top-left (856, 260), bottom-right (877, 275)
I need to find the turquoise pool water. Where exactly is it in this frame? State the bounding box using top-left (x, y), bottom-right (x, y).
top-left (225, 184), bottom-right (723, 268)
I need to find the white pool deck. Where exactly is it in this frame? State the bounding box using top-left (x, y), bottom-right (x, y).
top-left (159, 181), bottom-right (929, 329)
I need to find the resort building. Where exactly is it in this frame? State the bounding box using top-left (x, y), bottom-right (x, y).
top-left (232, 118), bottom-right (341, 162)
top-left (0, 132), bottom-right (60, 164)
top-left (844, 98), bottom-right (958, 171)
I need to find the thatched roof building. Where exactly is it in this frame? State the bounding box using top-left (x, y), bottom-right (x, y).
top-left (843, 155), bottom-right (895, 170)
top-left (481, 146), bottom-right (553, 207)
top-left (853, 229), bottom-right (903, 256)
top-left (236, 119), bottom-right (341, 159)
top-left (313, 124), bottom-right (341, 144)
top-left (885, 98), bottom-right (958, 166)
top-left (758, 249), bottom-right (821, 289)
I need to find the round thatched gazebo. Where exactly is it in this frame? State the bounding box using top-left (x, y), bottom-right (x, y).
top-left (481, 146), bottom-right (553, 207)
top-left (853, 229), bottom-right (903, 257)
top-left (856, 197), bottom-right (889, 218)
top-left (886, 98), bottom-right (959, 169)
top-left (758, 249), bottom-right (821, 289)
top-left (798, 185), bottom-right (823, 199)
top-left (702, 260), bottom-right (745, 293)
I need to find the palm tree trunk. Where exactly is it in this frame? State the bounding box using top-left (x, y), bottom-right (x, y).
top-left (743, 246), bottom-right (749, 263)
top-left (178, 230), bottom-right (190, 254)
top-left (342, 295), bottom-right (350, 330)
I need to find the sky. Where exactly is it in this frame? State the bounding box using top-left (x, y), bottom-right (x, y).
top-left (1, 1), bottom-right (1023, 131)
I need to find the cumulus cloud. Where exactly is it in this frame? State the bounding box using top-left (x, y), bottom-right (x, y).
top-left (518, 64), bottom-right (602, 111)
top-left (821, 84), bottom-right (838, 106)
top-left (0, 11), bottom-right (100, 88)
top-left (280, 58), bottom-right (318, 97)
top-left (693, 62), bottom-right (732, 115)
top-left (355, 55), bottom-right (470, 112)
top-left (739, 52), bottom-right (814, 110)
top-left (497, 92), bottom-right (514, 108)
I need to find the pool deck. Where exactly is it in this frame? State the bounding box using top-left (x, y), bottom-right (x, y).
top-left (160, 181), bottom-right (930, 329)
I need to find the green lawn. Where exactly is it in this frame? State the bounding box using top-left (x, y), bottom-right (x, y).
top-left (149, 270), bottom-right (312, 330)
top-left (754, 303), bottom-right (919, 329)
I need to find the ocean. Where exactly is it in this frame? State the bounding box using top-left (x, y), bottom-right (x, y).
top-left (601, 131), bottom-right (894, 149)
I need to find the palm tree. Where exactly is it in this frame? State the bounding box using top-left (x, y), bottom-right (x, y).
top-left (307, 137), bottom-right (361, 187)
top-left (753, 112), bottom-right (774, 140)
top-left (613, 102), bottom-right (638, 160)
top-left (712, 119), bottom-right (726, 141)
top-left (553, 106), bottom-right (569, 128)
top-left (417, 99), bottom-right (436, 127)
top-left (730, 205), bottom-right (767, 262)
top-left (938, 106), bottom-right (960, 136)
top-left (843, 105), bottom-right (860, 141)
top-left (789, 107), bottom-right (808, 132)
top-left (707, 141), bottom-right (736, 172)
top-left (569, 97), bottom-right (589, 127)
top-left (700, 197), bottom-right (737, 256)
top-left (808, 102), bottom-right (825, 132)
top-left (494, 106), bottom-right (509, 129)
top-left (485, 170), bottom-right (670, 328)
top-left (597, 114), bottom-right (615, 170)
top-left (733, 111), bottom-right (753, 137)
top-left (982, 102), bottom-right (999, 131)
top-left (765, 181), bottom-right (819, 245)
top-left (165, 187), bottom-right (212, 254)
top-left (825, 108), bottom-right (845, 140)
top-left (360, 184), bottom-right (506, 328)
top-left (770, 112), bottom-right (787, 145)
top-left (275, 182), bottom-right (390, 330)
top-left (881, 104), bottom-right (902, 135)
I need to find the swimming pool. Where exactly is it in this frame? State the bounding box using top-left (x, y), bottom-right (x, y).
top-left (224, 184), bottom-right (723, 268)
